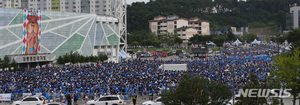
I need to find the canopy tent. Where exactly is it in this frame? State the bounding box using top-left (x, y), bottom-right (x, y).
top-left (119, 50), bottom-right (131, 62)
top-left (251, 39), bottom-right (261, 45)
top-left (285, 43), bottom-right (292, 50)
top-left (158, 64), bottom-right (187, 71)
top-left (206, 41), bottom-right (216, 46)
top-left (233, 39), bottom-right (242, 45)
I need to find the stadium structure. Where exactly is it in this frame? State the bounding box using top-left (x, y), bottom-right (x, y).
top-left (0, 8), bottom-right (128, 65)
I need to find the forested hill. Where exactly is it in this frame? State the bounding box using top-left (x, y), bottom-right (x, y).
top-left (127, 0), bottom-right (300, 33)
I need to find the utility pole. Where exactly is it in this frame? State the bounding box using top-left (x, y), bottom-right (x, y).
top-left (277, 26), bottom-right (282, 54)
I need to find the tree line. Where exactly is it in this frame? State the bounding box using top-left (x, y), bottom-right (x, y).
top-left (127, 29), bottom-right (260, 48)
top-left (57, 51), bottom-right (108, 64)
top-left (0, 56), bottom-right (18, 71)
top-left (127, 0), bottom-right (300, 32)
top-left (128, 30), bottom-right (183, 48)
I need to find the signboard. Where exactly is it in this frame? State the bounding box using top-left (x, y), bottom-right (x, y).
top-left (0, 94), bottom-right (11, 101)
top-left (23, 93), bottom-right (32, 98)
top-left (23, 9), bottom-right (42, 54)
top-left (7, 54), bottom-right (56, 63)
top-left (36, 93), bottom-right (42, 96)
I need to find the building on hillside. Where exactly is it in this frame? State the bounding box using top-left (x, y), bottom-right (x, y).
top-left (286, 4), bottom-right (300, 30)
top-left (0, 0), bottom-right (121, 16)
top-left (176, 26), bottom-right (198, 45)
top-left (149, 15), bottom-right (210, 44)
top-left (0, 8), bottom-right (123, 64)
top-left (188, 17), bottom-right (210, 35)
top-left (149, 15), bottom-right (189, 33)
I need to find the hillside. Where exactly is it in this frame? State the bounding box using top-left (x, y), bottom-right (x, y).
top-left (127, 0), bottom-right (300, 32)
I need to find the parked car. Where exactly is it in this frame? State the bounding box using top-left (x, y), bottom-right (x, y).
top-left (172, 50), bottom-right (176, 54)
top-left (86, 95), bottom-right (125, 105)
top-left (142, 97), bottom-right (164, 105)
top-left (182, 50), bottom-right (186, 55)
top-left (13, 95), bottom-right (48, 105)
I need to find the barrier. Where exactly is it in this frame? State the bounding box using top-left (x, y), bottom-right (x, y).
top-left (0, 94), bottom-right (11, 101)
top-left (22, 93), bottom-right (32, 98)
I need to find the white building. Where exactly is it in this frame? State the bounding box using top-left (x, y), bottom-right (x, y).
top-left (286, 4), bottom-right (300, 29)
top-left (0, 0), bottom-right (117, 16)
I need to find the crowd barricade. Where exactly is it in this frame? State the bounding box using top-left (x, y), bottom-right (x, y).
top-left (0, 93), bottom-right (11, 104)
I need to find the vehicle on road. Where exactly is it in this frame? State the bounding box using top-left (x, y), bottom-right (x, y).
top-left (86, 95), bottom-right (125, 105)
top-left (142, 97), bottom-right (164, 105)
top-left (13, 95), bottom-right (48, 105)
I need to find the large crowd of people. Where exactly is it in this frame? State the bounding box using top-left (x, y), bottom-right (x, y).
top-left (0, 45), bottom-right (276, 103)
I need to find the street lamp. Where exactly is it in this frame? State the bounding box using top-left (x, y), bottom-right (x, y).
top-left (276, 26), bottom-right (282, 54)
top-left (225, 68), bottom-right (235, 105)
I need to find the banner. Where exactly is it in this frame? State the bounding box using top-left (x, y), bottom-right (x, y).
top-left (0, 94), bottom-right (11, 101)
top-left (36, 93), bottom-right (42, 96)
top-left (23, 93), bottom-right (32, 98)
top-left (23, 9), bottom-right (41, 54)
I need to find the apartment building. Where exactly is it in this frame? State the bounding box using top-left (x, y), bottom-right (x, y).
top-left (286, 4), bottom-right (300, 30)
top-left (176, 26), bottom-right (198, 43)
top-left (0, 0), bottom-right (115, 16)
top-left (149, 15), bottom-right (210, 36)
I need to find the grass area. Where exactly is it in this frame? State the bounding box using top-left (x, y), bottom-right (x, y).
top-left (211, 47), bottom-right (224, 51)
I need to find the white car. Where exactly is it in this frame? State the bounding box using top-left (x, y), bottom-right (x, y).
top-left (172, 50), bottom-right (176, 54)
top-left (182, 50), bottom-right (186, 55)
top-left (86, 95), bottom-right (125, 105)
top-left (13, 95), bottom-right (48, 105)
top-left (142, 97), bottom-right (164, 105)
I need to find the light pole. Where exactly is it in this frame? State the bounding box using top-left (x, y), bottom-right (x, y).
top-left (276, 26), bottom-right (282, 54)
top-left (225, 68), bottom-right (235, 105)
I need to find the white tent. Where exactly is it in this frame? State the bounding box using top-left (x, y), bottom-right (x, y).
top-left (233, 39), bottom-right (242, 45)
top-left (119, 50), bottom-right (131, 62)
top-left (206, 41), bottom-right (216, 46)
top-left (159, 64), bottom-right (187, 71)
top-left (285, 43), bottom-right (292, 50)
top-left (251, 39), bottom-right (261, 45)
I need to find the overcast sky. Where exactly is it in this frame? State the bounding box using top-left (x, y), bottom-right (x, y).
top-left (126, 0), bottom-right (150, 4)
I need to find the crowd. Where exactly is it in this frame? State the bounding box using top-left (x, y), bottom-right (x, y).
top-left (0, 45), bottom-right (275, 103)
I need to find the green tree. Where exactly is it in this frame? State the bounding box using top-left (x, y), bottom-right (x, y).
top-left (11, 59), bottom-right (18, 71)
top-left (57, 56), bottom-right (64, 64)
top-left (174, 36), bottom-right (183, 47)
top-left (189, 34), bottom-right (201, 47)
top-left (243, 33), bottom-right (258, 43)
top-left (270, 48), bottom-right (300, 105)
top-left (128, 0), bottom-right (300, 32)
top-left (226, 31), bottom-right (236, 42)
top-left (3, 56), bottom-right (10, 68)
top-left (189, 34), bottom-right (212, 47)
top-left (287, 28), bottom-right (300, 49)
top-left (237, 73), bottom-right (268, 105)
top-left (0, 58), bottom-right (3, 69)
top-left (213, 36), bottom-right (225, 48)
top-left (208, 80), bottom-right (232, 105)
top-left (131, 41), bottom-right (139, 48)
top-left (99, 54), bottom-right (108, 62)
top-left (161, 74), bottom-right (232, 105)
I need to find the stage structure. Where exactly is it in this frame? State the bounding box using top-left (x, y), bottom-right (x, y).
top-left (0, 8), bottom-right (122, 64)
